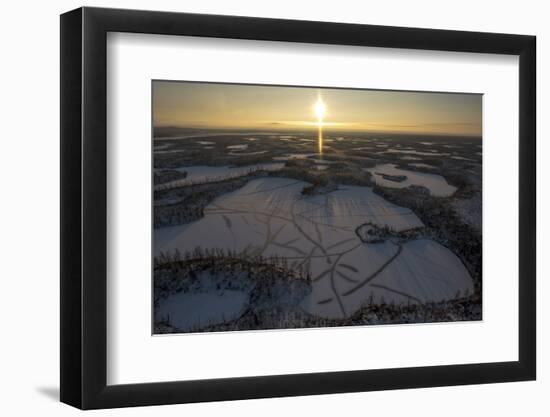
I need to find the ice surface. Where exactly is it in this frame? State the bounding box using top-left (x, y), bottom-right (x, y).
top-left (366, 164), bottom-right (457, 197)
top-left (154, 163), bottom-right (284, 190)
top-left (408, 163), bottom-right (436, 169)
top-left (157, 290), bottom-right (248, 331)
top-left (228, 150), bottom-right (268, 156)
top-left (227, 144), bottom-right (248, 150)
top-left (385, 149), bottom-right (451, 156)
top-left (272, 153), bottom-right (317, 161)
top-left (451, 156), bottom-right (475, 161)
top-left (154, 149), bottom-right (187, 154)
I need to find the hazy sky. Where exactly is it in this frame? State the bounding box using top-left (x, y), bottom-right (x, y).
top-left (153, 81), bottom-right (482, 136)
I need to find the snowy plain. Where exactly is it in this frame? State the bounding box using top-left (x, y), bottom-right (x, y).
top-left (156, 177), bottom-right (472, 321)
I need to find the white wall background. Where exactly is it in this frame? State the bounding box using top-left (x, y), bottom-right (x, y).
top-left (0, 0), bottom-right (546, 415)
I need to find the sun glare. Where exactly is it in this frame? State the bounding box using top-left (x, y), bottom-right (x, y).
top-left (314, 96), bottom-right (327, 125)
top-left (314, 95), bottom-right (326, 154)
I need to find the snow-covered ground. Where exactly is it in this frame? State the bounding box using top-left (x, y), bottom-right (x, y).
top-left (154, 163), bottom-right (284, 190)
top-left (385, 149), bottom-right (451, 156)
top-left (451, 155), bottom-right (475, 161)
top-left (228, 150), bottom-right (268, 156)
top-left (155, 177), bottom-right (472, 319)
top-left (272, 153), bottom-right (317, 161)
top-left (366, 164), bottom-right (457, 197)
top-left (154, 149), bottom-right (187, 154)
top-left (157, 289), bottom-right (248, 331)
top-left (451, 192), bottom-right (482, 231)
top-left (408, 163), bottom-right (436, 169)
top-left (227, 144), bottom-right (248, 150)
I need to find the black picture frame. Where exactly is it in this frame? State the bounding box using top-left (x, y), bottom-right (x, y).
top-left (60, 6), bottom-right (536, 410)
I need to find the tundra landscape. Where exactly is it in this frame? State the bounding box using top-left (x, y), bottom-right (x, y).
top-left (152, 82), bottom-right (482, 334)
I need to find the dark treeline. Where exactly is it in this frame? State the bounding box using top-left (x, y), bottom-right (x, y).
top-left (153, 169), bottom-right (187, 185)
top-left (154, 175), bottom-right (254, 228)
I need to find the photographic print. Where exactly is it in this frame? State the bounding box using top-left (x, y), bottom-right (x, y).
top-left (153, 81), bottom-right (482, 334)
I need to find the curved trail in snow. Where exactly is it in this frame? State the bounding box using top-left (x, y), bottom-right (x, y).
top-left (341, 242), bottom-right (403, 297)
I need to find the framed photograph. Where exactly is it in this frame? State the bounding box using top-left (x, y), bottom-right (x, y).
top-left (60, 7), bottom-right (536, 409)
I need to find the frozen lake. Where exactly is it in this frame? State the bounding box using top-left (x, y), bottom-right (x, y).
top-left (227, 144), bottom-right (248, 150)
top-left (384, 149), bottom-right (451, 157)
top-left (156, 177), bottom-right (472, 319)
top-left (157, 290), bottom-right (248, 331)
top-left (154, 163), bottom-right (284, 190)
top-left (366, 164), bottom-right (457, 197)
top-left (273, 153), bottom-right (317, 161)
top-left (408, 163), bottom-right (436, 169)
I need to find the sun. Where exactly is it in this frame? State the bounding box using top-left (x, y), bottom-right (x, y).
top-left (314, 94), bottom-right (326, 154)
top-left (314, 95), bottom-right (327, 125)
